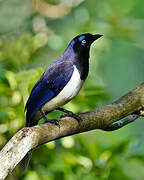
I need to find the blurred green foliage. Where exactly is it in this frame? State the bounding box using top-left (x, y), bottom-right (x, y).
top-left (0, 0), bottom-right (144, 179)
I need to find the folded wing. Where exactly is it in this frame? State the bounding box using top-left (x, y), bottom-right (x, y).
top-left (25, 61), bottom-right (74, 125)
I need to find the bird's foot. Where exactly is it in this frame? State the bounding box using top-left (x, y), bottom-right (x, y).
top-left (44, 118), bottom-right (60, 127)
top-left (40, 108), bottom-right (60, 127)
top-left (60, 112), bottom-right (82, 125)
top-left (56, 107), bottom-right (82, 125)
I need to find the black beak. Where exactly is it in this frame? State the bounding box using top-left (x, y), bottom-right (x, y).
top-left (92, 34), bottom-right (103, 41)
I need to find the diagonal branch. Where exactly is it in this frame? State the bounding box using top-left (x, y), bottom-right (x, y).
top-left (0, 82), bottom-right (144, 180)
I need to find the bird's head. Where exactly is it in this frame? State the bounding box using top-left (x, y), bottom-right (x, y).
top-left (70, 33), bottom-right (103, 53)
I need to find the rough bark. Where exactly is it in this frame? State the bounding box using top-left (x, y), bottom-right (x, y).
top-left (0, 83), bottom-right (144, 180)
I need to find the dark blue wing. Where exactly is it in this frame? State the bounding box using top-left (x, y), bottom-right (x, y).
top-left (25, 61), bottom-right (74, 124)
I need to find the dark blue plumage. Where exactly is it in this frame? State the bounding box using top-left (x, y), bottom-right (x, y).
top-left (25, 33), bottom-right (103, 127)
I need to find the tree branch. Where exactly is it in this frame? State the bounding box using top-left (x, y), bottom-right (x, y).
top-left (0, 82), bottom-right (144, 180)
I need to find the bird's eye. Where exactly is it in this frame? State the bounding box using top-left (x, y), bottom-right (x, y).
top-left (82, 39), bottom-right (86, 44)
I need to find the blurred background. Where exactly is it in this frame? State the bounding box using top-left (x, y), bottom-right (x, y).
top-left (0, 0), bottom-right (144, 179)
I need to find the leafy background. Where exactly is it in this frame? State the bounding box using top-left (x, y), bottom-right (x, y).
top-left (0, 0), bottom-right (144, 179)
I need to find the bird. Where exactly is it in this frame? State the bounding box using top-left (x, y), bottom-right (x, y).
top-left (20, 33), bottom-right (103, 171)
top-left (25, 33), bottom-right (102, 127)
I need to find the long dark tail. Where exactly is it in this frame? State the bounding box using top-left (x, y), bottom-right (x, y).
top-left (19, 120), bottom-right (37, 172)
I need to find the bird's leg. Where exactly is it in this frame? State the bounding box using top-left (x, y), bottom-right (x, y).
top-left (56, 107), bottom-right (82, 125)
top-left (40, 108), bottom-right (60, 126)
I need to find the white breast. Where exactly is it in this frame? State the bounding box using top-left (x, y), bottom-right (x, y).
top-left (42, 65), bottom-right (84, 112)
